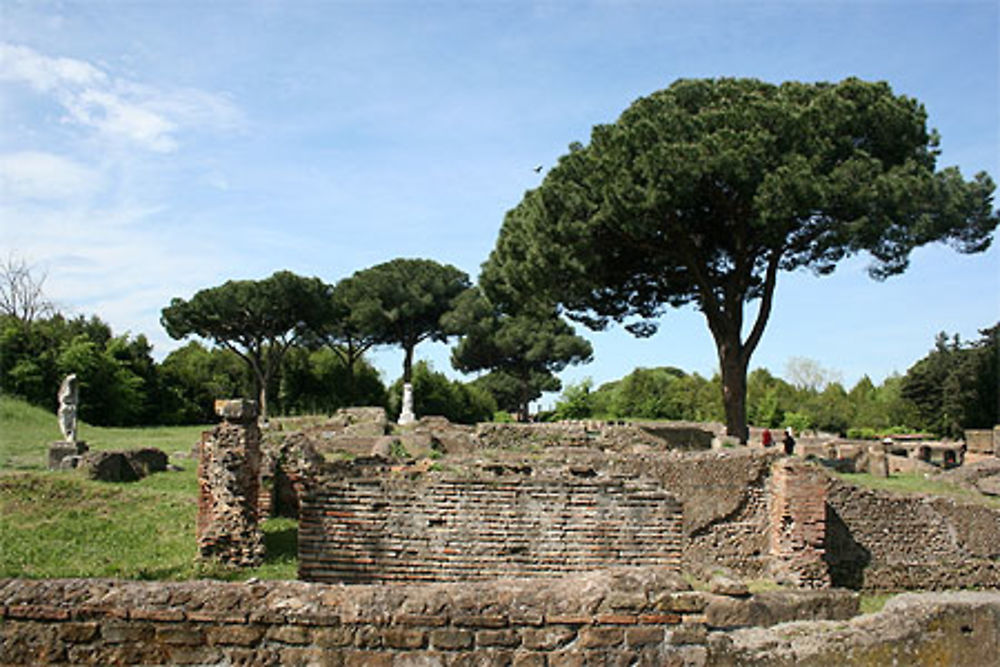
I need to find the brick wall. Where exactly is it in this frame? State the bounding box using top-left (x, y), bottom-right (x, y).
top-left (298, 468), bottom-right (683, 584)
top-left (768, 459), bottom-right (829, 588)
top-left (825, 478), bottom-right (1000, 590)
top-left (0, 572), bottom-right (858, 666)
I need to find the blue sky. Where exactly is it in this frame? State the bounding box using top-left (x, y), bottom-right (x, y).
top-left (1, 0), bottom-right (997, 404)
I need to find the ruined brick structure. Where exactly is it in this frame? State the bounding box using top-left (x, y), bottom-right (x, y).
top-left (768, 459), bottom-right (829, 587)
top-left (196, 400), bottom-right (264, 567)
top-left (298, 463), bottom-right (683, 583)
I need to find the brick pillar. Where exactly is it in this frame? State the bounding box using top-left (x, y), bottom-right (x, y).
top-left (197, 399), bottom-right (265, 567)
top-left (769, 459), bottom-right (830, 588)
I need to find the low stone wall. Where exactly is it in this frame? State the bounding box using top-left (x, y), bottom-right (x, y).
top-left (707, 591), bottom-right (1000, 666)
top-left (0, 572), bottom-right (858, 665)
top-left (825, 479), bottom-right (1000, 590)
top-left (965, 427), bottom-right (999, 455)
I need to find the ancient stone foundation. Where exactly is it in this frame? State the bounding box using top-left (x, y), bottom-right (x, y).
top-left (0, 571), bottom-right (861, 666)
top-left (196, 399), bottom-right (264, 567)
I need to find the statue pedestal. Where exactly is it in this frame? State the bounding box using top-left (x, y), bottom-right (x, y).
top-left (48, 441), bottom-right (88, 470)
top-left (398, 382), bottom-right (416, 425)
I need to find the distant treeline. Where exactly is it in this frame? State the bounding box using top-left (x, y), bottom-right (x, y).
top-left (549, 325), bottom-right (997, 440)
top-left (0, 312), bottom-right (493, 426)
top-left (0, 310), bottom-right (994, 437)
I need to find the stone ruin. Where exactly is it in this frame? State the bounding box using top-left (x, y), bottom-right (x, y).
top-left (5, 404), bottom-right (1000, 664)
top-left (196, 399), bottom-right (265, 567)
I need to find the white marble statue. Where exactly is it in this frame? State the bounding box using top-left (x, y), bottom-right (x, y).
top-left (58, 374), bottom-right (79, 443)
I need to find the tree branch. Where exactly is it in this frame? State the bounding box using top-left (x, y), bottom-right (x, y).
top-left (743, 246), bottom-right (783, 362)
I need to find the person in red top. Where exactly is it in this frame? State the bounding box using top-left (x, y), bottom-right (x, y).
top-left (761, 428), bottom-right (773, 447)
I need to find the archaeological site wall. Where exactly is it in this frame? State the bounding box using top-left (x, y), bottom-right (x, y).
top-left (825, 478), bottom-right (1000, 590)
top-left (0, 570), bottom-right (860, 666)
top-left (298, 468), bottom-right (683, 583)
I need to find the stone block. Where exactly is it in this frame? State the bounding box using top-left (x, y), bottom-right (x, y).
top-left (709, 575), bottom-right (749, 597)
top-left (625, 626), bottom-right (664, 646)
top-left (205, 624), bottom-right (263, 646)
top-left (265, 624), bottom-right (310, 644)
top-left (101, 621), bottom-right (154, 643)
top-left (512, 653), bottom-right (547, 667)
top-left (430, 628), bottom-right (474, 650)
top-left (477, 629), bottom-right (521, 648)
top-left (576, 626), bottom-right (624, 648)
top-left (57, 622), bottom-right (98, 643)
top-left (311, 626), bottom-right (355, 648)
top-left (521, 626), bottom-right (576, 650)
top-left (48, 441), bottom-right (88, 470)
top-left (80, 451), bottom-right (140, 482)
top-left (668, 623), bottom-right (707, 645)
top-left (155, 624), bottom-right (205, 645)
top-left (215, 399), bottom-right (258, 422)
top-left (383, 627), bottom-right (426, 649)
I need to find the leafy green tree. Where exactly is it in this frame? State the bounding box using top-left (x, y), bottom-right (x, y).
top-left (158, 342), bottom-right (251, 423)
top-left (612, 367), bottom-right (685, 419)
top-left (345, 258), bottom-right (470, 384)
top-left (280, 346), bottom-right (386, 416)
top-left (161, 270), bottom-right (330, 420)
top-left (446, 287), bottom-right (592, 420)
top-left (485, 77), bottom-right (997, 441)
top-left (1, 312), bottom-right (159, 426)
top-left (901, 325), bottom-right (998, 437)
top-left (309, 275), bottom-right (387, 405)
top-left (552, 378), bottom-right (596, 420)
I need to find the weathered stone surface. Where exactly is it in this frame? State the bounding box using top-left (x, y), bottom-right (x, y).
top-left (214, 399), bottom-right (258, 422)
top-left (707, 591), bottom-right (1000, 666)
top-left (48, 441), bottom-right (88, 470)
top-left (708, 575), bottom-right (749, 597)
top-left (976, 474), bottom-right (1000, 496)
top-left (81, 451), bottom-right (140, 482)
top-left (197, 408), bottom-right (264, 567)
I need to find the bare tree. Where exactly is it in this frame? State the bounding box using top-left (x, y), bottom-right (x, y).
top-left (0, 254), bottom-right (55, 323)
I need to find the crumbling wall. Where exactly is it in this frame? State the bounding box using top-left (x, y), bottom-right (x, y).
top-left (825, 478), bottom-right (1000, 590)
top-left (196, 400), bottom-right (264, 567)
top-left (768, 460), bottom-right (829, 588)
top-left (707, 591), bottom-right (1000, 666)
top-left (0, 572), bottom-right (858, 666)
top-left (653, 450), bottom-right (779, 578)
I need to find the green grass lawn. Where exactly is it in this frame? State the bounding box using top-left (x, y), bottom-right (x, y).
top-left (0, 394), bottom-right (297, 580)
top-left (832, 469), bottom-right (1000, 510)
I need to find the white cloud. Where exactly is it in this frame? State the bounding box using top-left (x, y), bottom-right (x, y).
top-left (0, 42), bottom-right (106, 92)
top-left (0, 42), bottom-right (243, 153)
top-left (0, 151), bottom-right (102, 200)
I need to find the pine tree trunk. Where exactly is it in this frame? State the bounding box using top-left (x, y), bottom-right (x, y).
top-left (717, 338), bottom-right (749, 443)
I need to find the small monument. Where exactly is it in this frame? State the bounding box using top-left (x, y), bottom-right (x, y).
top-left (48, 374), bottom-right (88, 469)
top-left (398, 382), bottom-right (416, 425)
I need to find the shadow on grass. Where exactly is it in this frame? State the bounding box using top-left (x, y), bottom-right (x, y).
top-left (263, 524), bottom-right (298, 564)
